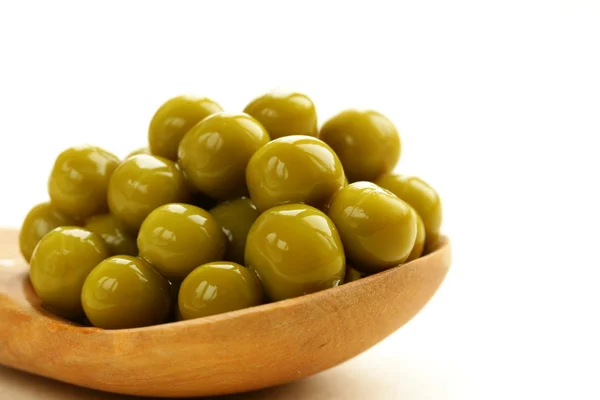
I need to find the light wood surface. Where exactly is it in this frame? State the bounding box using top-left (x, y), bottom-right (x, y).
top-left (0, 228), bottom-right (451, 398)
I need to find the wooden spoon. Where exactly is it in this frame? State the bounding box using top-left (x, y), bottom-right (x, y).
top-left (0, 228), bottom-right (451, 398)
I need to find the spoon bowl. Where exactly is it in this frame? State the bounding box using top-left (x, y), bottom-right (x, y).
top-left (0, 228), bottom-right (451, 398)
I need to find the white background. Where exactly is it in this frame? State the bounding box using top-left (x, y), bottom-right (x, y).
top-left (1, 1), bottom-right (599, 399)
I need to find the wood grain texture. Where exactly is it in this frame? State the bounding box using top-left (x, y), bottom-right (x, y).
top-left (0, 228), bottom-right (452, 398)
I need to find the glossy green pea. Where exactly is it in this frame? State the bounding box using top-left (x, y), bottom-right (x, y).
top-left (209, 198), bottom-right (260, 265)
top-left (375, 174), bottom-right (442, 252)
top-left (108, 154), bottom-right (189, 232)
top-left (29, 227), bottom-right (110, 319)
top-left (48, 145), bottom-right (120, 219)
top-left (319, 109), bottom-right (400, 182)
top-left (19, 202), bottom-right (77, 262)
top-left (406, 206), bottom-right (426, 262)
top-left (246, 135), bottom-right (346, 212)
top-left (137, 203), bottom-right (226, 280)
top-left (81, 256), bottom-right (171, 329)
top-left (245, 204), bottom-right (345, 301)
top-left (148, 96), bottom-right (223, 161)
top-left (125, 147), bottom-right (150, 159)
top-left (84, 214), bottom-right (138, 256)
top-left (178, 262), bottom-right (264, 320)
top-left (178, 112), bottom-right (270, 200)
top-left (243, 90), bottom-right (318, 139)
top-left (327, 182), bottom-right (417, 274)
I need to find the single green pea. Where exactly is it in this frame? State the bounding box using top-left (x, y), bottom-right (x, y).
top-left (246, 135), bottom-right (346, 212)
top-left (178, 112), bottom-right (270, 200)
top-left (245, 204), bottom-right (345, 301)
top-left (243, 90), bottom-right (318, 139)
top-left (209, 197), bottom-right (260, 265)
top-left (48, 145), bottom-right (120, 219)
top-left (178, 262), bottom-right (264, 320)
top-left (19, 202), bottom-right (77, 262)
top-left (327, 182), bottom-right (417, 274)
top-left (374, 174), bottom-right (442, 252)
top-left (29, 227), bottom-right (110, 319)
top-left (81, 255), bottom-right (171, 329)
top-left (148, 96), bottom-right (223, 161)
top-left (319, 109), bottom-right (400, 182)
top-left (107, 154), bottom-right (189, 232)
top-left (137, 203), bottom-right (226, 280)
top-left (83, 213), bottom-right (138, 256)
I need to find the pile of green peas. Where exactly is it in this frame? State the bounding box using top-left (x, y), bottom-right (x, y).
top-left (19, 90), bottom-right (443, 330)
